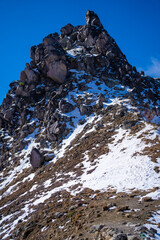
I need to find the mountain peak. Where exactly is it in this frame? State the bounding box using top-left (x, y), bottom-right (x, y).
top-left (86, 10), bottom-right (103, 28)
top-left (0, 11), bottom-right (160, 240)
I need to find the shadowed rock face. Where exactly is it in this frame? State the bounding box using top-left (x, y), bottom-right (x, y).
top-left (30, 148), bottom-right (44, 169)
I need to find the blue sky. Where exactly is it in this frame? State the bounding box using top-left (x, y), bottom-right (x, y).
top-left (0, 0), bottom-right (160, 104)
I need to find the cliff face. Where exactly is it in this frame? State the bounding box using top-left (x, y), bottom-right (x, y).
top-left (0, 11), bottom-right (160, 240)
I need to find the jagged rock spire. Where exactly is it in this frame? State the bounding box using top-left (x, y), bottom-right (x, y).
top-left (86, 10), bottom-right (103, 28)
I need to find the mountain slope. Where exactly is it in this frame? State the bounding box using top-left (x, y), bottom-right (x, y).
top-left (0, 10), bottom-right (160, 240)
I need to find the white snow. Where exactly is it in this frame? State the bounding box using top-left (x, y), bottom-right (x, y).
top-left (145, 211), bottom-right (160, 239)
top-left (33, 179), bottom-right (78, 205)
top-left (53, 115), bottom-right (95, 162)
top-left (0, 203), bottom-right (34, 240)
top-left (29, 184), bottom-right (38, 192)
top-left (41, 226), bottom-right (48, 232)
top-left (67, 46), bottom-right (84, 56)
top-left (0, 124), bottom-right (39, 193)
top-left (44, 179), bottom-right (52, 188)
top-left (22, 173), bottom-right (35, 183)
top-left (80, 123), bottom-right (160, 193)
top-left (141, 189), bottom-right (160, 200)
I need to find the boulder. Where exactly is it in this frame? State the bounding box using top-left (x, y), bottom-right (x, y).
top-left (44, 153), bottom-right (55, 162)
top-left (30, 148), bottom-right (44, 169)
top-left (47, 117), bottom-right (66, 141)
top-left (24, 67), bottom-right (38, 84)
top-left (59, 99), bottom-right (74, 113)
top-left (43, 33), bottom-right (59, 46)
top-left (4, 108), bottom-right (15, 122)
top-left (46, 60), bottom-right (67, 83)
top-left (60, 23), bottom-right (74, 37)
top-left (43, 36), bottom-right (56, 46)
top-left (33, 41), bottom-right (68, 84)
top-left (15, 86), bottom-right (30, 97)
top-left (49, 121), bottom-right (61, 135)
top-left (79, 104), bottom-right (92, 115)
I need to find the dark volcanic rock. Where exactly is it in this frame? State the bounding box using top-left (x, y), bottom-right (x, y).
top-left (79, 104), bottom-right (93, 115)
top-left (33, 39), bottom-right (68, 84)
top-left (30, 148), bottom-right (44, 169)
top-left (86, 10), bottom-right (103, 28)
top-left (47, 117), bottom-right (66, 142)
top-left (60, 23), bottom-right (74, 37)
top-left (59, 99), bottom-right (74, 113)
top-left (4, 108), bottom-right (15, 122)
top-left (46, 60), bottom-right (67, 83)
top-left (24, 66), bottom-right (38, 84)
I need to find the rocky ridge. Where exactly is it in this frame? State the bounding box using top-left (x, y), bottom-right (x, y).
top-left (0, 10), bottom-right (160, 240)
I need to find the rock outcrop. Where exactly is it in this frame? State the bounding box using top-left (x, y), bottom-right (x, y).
top-left (0, 10), bottom-right (160, 240)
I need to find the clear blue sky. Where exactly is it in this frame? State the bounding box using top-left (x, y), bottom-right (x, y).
top-left (0, 0), bottom-right (160, 104)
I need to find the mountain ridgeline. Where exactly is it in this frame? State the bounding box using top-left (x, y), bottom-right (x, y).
top-left (0, 10), bottom-right (160, 240)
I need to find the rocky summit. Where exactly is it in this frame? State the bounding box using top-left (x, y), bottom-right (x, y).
top-left (0, 10), bottom-right (160, 240)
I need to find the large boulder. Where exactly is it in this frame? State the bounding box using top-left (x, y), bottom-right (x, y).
top-left (46, 60), bottom-right (67, 84)
top-left (24, 66), bottom-right (38, 84)
top-left (33, 40), bottom-right (67, 84)
top-left (30, 148), bottom-right (44, 169)
top-left (60, 23), bottom-right (74, 37)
